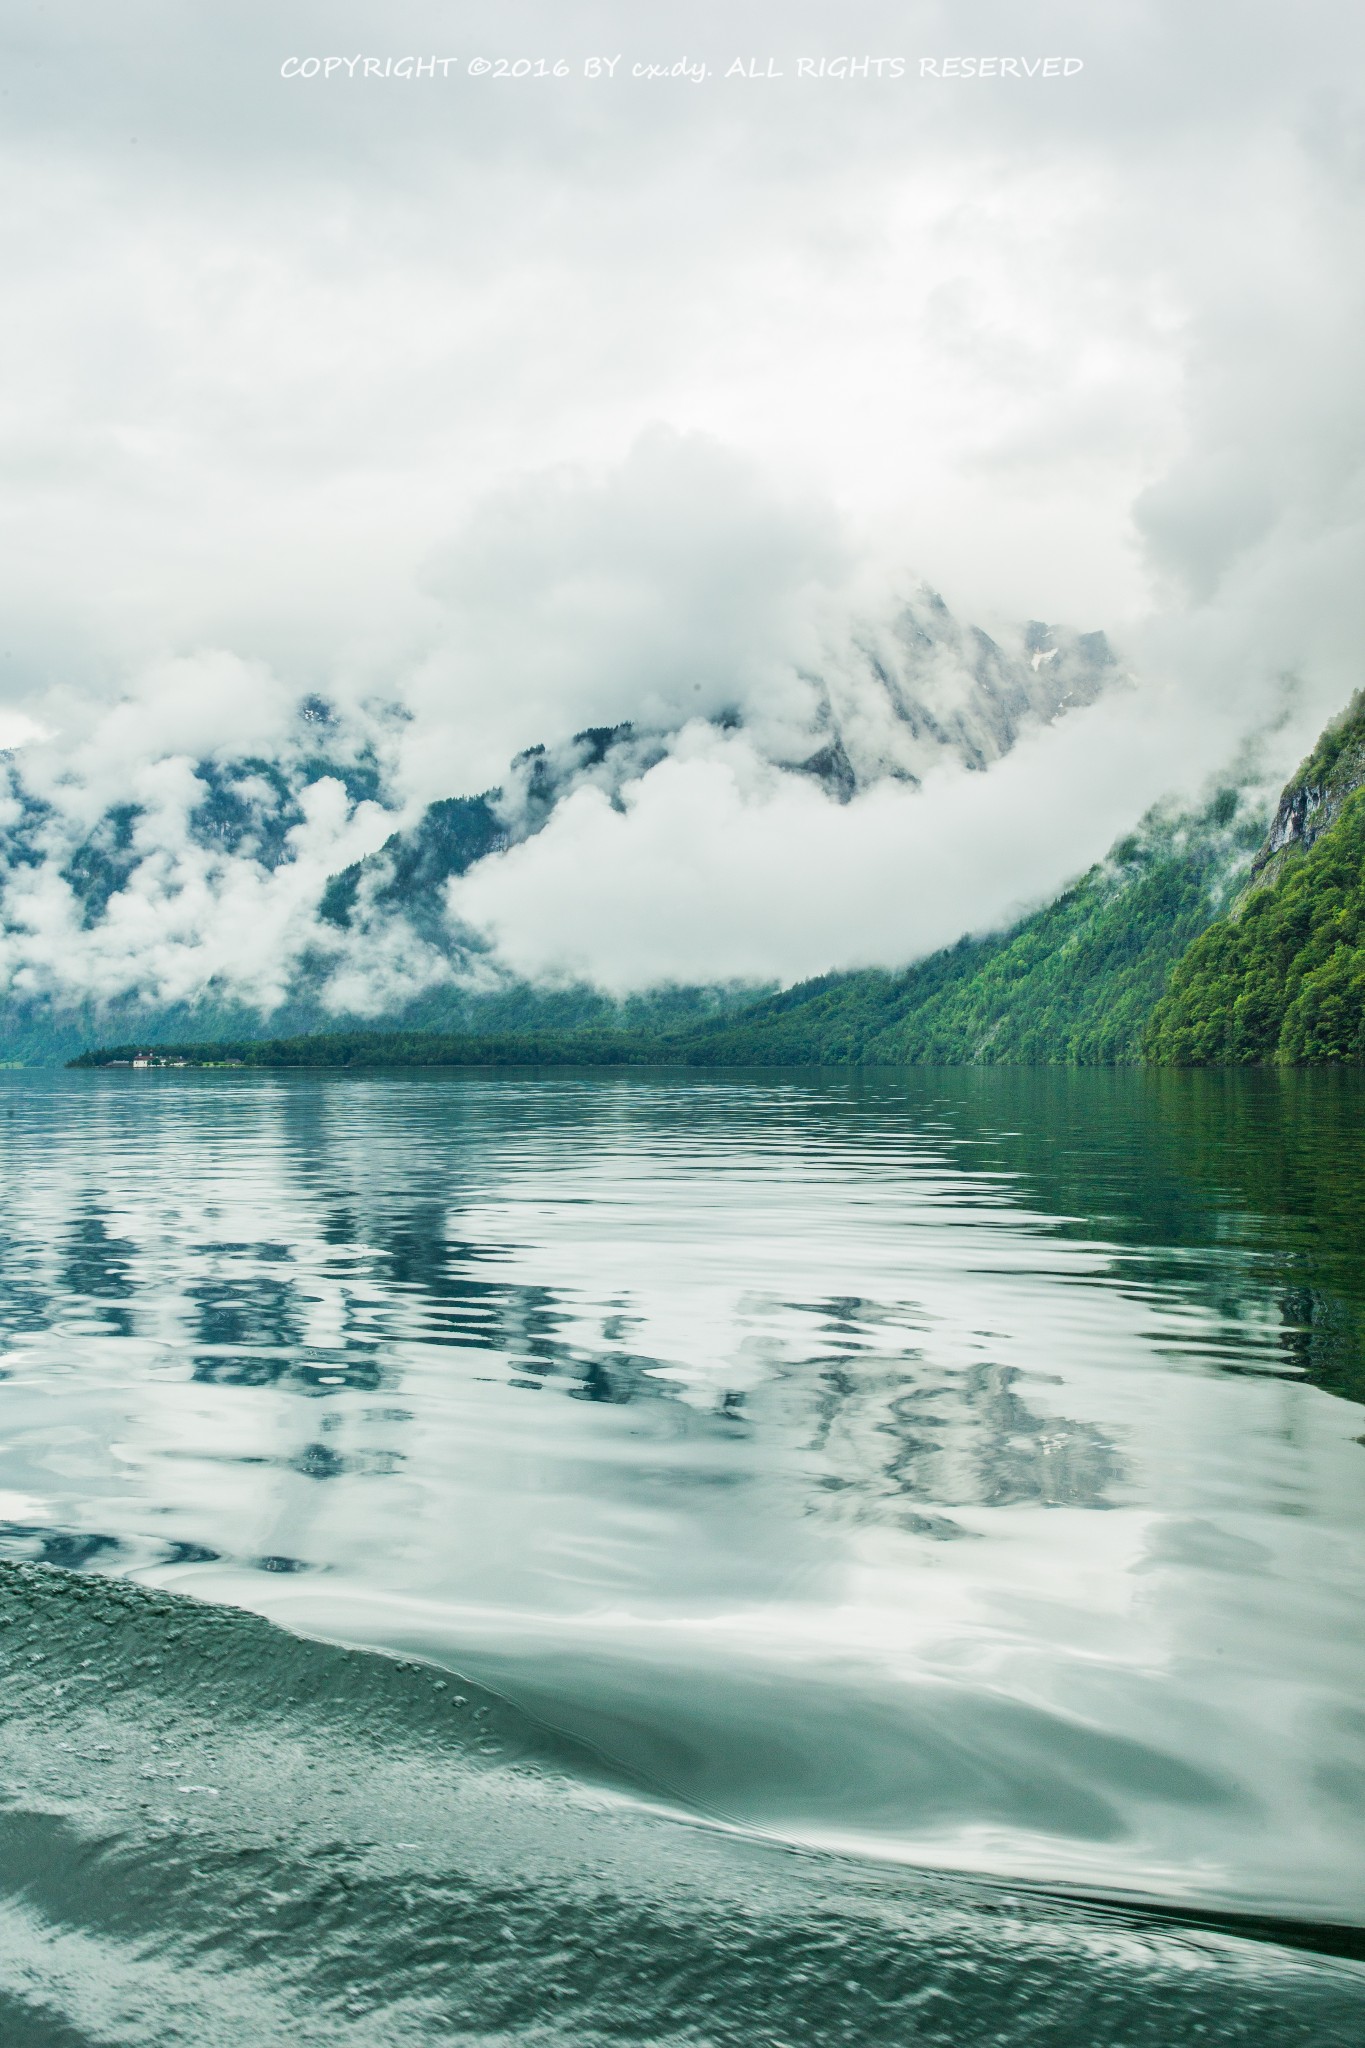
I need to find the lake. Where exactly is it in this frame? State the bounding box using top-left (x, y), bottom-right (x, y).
top-left (1, 1066), bottom-right (1363, 2044)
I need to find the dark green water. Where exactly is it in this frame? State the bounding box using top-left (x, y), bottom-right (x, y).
top-left (0, 1067), bottom-right (1363, 2043)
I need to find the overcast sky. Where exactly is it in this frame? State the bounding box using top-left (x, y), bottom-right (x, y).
top-left (1, 1), bottom-right (1363, 996)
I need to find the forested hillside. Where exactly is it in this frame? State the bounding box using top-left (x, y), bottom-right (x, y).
top-left (1146, 694), bottom-right (1365, 1065)
top-left (74, 787), bottom-right (1264, 1072)
top-left (656, 787), bottom-right (1264, 1067)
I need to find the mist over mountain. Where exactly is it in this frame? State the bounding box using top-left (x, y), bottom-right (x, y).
top-left (0, 590), bottom-right (1122, 1058)
top-left (71, 777), bottom-right (1277, 1076)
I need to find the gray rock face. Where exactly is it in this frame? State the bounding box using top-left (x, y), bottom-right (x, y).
top-left (778, 597), bottom-right (1118, 799)
top-left (1243, 689), bottom-right (1365, 897)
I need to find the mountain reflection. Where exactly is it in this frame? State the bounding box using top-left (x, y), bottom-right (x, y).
top-left (0, 1067), bottom-right (1360, 1591)
top-left (810, 1346), bottom-right (1123, 1529)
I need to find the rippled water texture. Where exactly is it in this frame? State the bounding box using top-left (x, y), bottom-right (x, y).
top-left (1, 1067), bottom-right (1363, 2043)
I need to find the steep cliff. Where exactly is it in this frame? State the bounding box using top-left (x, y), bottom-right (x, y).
top-left (1145, 693), bottom-right (1365, 1064)
top-left (1242, 690), bottom-right (1365, 894)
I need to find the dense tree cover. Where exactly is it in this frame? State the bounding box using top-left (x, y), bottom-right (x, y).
top-left (1145, 786), bottom-right (1365, 1063)
top-left (69, 1030), bottom-right (655, 1070)
top-left (14, 976), bottom-right (751, 1068)
top-left (1287, 688), bottom-right (1365, 804)
top-left (655, 790), bottom-right (1261, 1067)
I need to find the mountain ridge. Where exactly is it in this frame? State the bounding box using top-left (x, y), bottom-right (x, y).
top-left (68, 783), bottom-right (1271, 1073)
top-left (1, 592), bottom-right (1120, 1060)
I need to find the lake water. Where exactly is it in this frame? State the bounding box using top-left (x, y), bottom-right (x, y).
top-left (1, 1066), bottom-right (1363, 2045)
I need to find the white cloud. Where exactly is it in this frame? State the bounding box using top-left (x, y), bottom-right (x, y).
top-left (446, 680), bottom-right (1287, 994)
top-left (0, 713), bottom-right (48, 751)
top-left (1, 2), bottom-right (1363, 1008)
top-left (400, 429), bottom-right (847, 793)
top-left (0, 671), bottom-right (401, 1011)
top-left (9, 0), bottom-right (1347, 705)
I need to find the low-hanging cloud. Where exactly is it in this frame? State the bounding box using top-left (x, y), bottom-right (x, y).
top-left (0, 413), bottom-right (1341, 1019)
top-left (445, 680), bottom-right (1291, 995)
top-left (1, 3), bottom-right (1363, 1019)
top-left (0, 661), bottom-right (403, 1011)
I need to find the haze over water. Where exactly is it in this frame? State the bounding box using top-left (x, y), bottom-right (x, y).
top-left (1, 1067), bottom-right (1363, 2044)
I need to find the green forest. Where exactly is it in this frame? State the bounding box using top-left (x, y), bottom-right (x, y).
top-left (655, 787), bottom-right (1260, 1068)
top-left (1144, 785), bottom-right (1365, 1063)
top-left (1146, 690), bottom-right (1365, 1064)
top-left (67, 1030), bottom-right (654, 1072)
top-left (66, 695), bottom-right (1365, 1074)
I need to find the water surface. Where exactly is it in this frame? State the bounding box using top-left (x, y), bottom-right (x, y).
top-left (1, 1067), bottom-right (1363, 2042)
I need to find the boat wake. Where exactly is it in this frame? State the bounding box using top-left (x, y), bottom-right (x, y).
top-left (1, 1563), bottom-right (1361, 2047)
